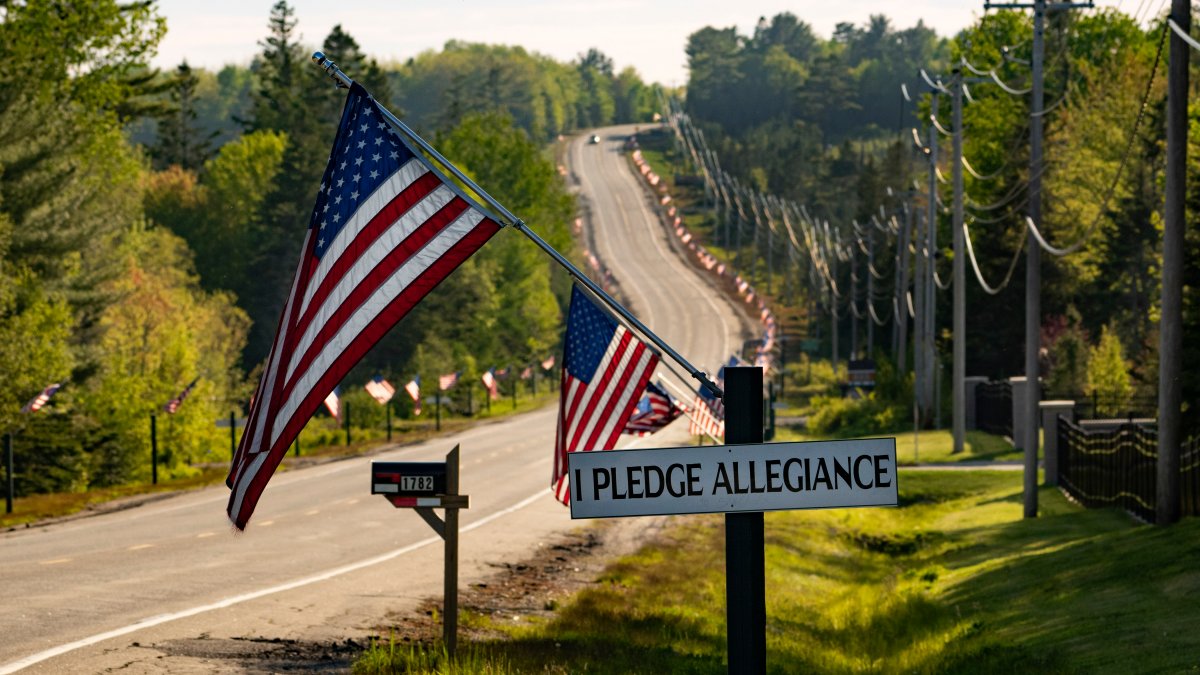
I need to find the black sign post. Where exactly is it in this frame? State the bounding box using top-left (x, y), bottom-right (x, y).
top-left (371, 445), bottom-right (469, 656)
top-left (724, 366), bottom-right (765, 674)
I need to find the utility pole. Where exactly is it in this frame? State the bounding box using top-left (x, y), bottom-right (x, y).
top-left (985, 0), bottom-right (1092, 518)
top-left (924, 90), bottom-right (939, 427)
top-left (952, 67), bottom-right (967, 454)
top-left (896, 198), bottom-right (913, 374)
top-left (1159, 0), bottom-right (1189, 526)
top-left (850, 233), bottom-right (859, 360)
top-left (867, 224), bottom-right (875, 356)
top-left (830, 224), bottom-right (840, 379)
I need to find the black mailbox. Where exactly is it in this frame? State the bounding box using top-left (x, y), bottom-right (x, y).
top-left (371, 461), bottom-right (448, 496)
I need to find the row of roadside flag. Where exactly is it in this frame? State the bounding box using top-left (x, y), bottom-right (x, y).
top-left (17, 379), bottom-right (202, 416)
top-left (320, 355), bottom-right (558, 420)
top-left (223, 75), bottom-right (740, 529)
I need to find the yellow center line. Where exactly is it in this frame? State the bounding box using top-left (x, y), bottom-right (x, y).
top-left (39, 558), bottom-right (71, 565)
top-left (259, 520), bottom-right (274, 526)
top-left (343, 498), bottom-right (359, 505)
top-left (128, 544), bottom-right (154, 551)
top-left (305, 509), bottom-right (319, 516)
top-left (196, 532), bottom-right (216, 538)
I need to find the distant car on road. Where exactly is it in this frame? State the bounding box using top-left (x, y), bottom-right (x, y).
top-left (589, 134), bottom-right (601, 144)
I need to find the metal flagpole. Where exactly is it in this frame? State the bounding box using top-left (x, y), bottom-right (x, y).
top-left (312, 52), bottom-right (722, 398)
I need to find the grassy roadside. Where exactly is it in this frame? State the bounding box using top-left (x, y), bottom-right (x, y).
top-left (0, 391), bottom-right (557, 530)
top-left (773, 427), bottom-right (1024, 466)
top-left (356, 469), bottom-right (1200, 674)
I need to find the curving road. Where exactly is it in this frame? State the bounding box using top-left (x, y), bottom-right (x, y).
top-left (0, 124), bottom-right (752, 673)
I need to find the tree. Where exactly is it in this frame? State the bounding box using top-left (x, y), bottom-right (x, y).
top-left (152, 61), bottom-right (216, 171)
top-left (1086, 324), bottom-right (1133, 417)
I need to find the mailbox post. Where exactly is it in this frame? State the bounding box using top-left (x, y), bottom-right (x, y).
top-left (371, 445), bottom-right (469, 656)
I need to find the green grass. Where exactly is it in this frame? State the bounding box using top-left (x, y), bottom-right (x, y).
top-left (773, 427), bottom-right (1023, 466)
top-left (358, 471), bottom-right (1200, 673)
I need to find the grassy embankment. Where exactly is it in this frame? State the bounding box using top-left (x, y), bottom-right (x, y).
top-left (357, 469), bottom-right (1200, 674)
top-left (0, 389), bottom-right (557, 529)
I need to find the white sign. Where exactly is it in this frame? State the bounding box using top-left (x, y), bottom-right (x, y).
top-left (567, 439), bottom-right (897, 519)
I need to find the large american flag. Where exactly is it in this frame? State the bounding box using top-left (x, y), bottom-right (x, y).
top-left (21, 382), bottom-right (62, 414)
top-left (623, 380), bottom-right (685, 436)
top-left (226, 83), bottom-right (503, 529)
top-left (552, 286), bottom-right (659, 504)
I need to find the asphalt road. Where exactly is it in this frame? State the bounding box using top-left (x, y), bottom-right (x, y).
top-left (0, 124), bottom-right (753, 673)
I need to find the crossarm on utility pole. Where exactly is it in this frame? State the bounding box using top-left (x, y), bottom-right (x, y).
top-left (311, 52), bottom-right (722, 399)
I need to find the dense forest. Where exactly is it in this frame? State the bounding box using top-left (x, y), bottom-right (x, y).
top-left (677, 9), bottom-right (1199, 429)
top-left (0, 0), bottom-right (658, 495)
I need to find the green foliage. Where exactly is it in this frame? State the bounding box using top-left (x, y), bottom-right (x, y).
top-left (1046, 306), bottom-right (1089, 396)
top-left (1086, 324), bottom-right (1133, 416)
top-left (79, 224), bottom-right (248, 485)
top-left (392, 42), bottom-right (656, 141)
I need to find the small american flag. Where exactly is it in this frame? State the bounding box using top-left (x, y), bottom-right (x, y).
top-left (541, 355), bottom-right (555, 370)
top-left (21, 382), bottom-right (62, 414)
top-left (404, 376), bottom-right (421, 415)
top-left (689, 386), bottom-right (725, 439)
top-left (323, 386), bottom-right (341, 420)
top-left (624, 381), bottom-right (685, 436)
top-left (552, 286), bottom-right (659, 504)
top-left (481, 369), bottom-right (499, 400)
top-left (364, 376), bottom-right (395, 404)
top-left (520, 365), bottom-right (533, 380)
top-left (439, 371), bottom-right (460, 391)
top-left (225, 83), bottom-right (503, 529)
top-left (164, 377), bottom-right (200, 414)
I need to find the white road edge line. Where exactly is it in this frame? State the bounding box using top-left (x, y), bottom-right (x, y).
top-left (0, 489), bottom-right (548, 674)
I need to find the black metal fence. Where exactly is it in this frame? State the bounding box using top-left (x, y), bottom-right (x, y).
top-left (1058, 419), bottom-right (1200, 523)
top-left (1063, 393), bottom-right (1158, 421)
top-left (975, 381), bottom-right (1013, 437)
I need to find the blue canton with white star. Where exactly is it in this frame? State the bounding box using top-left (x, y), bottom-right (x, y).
top-left (564, 286), bottom-right (618, 384)
top-left (309, 83), bottom-right (418, 259)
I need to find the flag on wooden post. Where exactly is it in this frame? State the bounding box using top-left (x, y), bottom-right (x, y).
top-left (225, 83), bottom-right (507, 530)
top-left (20, 383), bottom-right (62, 414)
top-left (323, 386), bottom-right (341, 420)
top-left (164, 377), bottom-right (200, 414)
top-left (552, 286), bottom-right (659, 504)
top-left (365, 376), bottom-right (395, 404)
top-left (404, 376), bottom-right (421, 416)
top-left (482, 369), bottom-right (499, 400)
top-left (439, 372), bottom-right (460, 391)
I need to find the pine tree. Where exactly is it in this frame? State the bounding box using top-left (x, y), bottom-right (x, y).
top-left (152, 61), bottom-right (214, 171)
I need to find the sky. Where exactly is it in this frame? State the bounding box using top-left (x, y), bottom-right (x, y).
top-left (151, 0), bottom-right (1137, 87)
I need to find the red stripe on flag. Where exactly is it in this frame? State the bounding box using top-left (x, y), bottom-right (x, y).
top-left (229, 216), bottom-right (500, 528)
top-left (280, 198), bottom-right (471, 392)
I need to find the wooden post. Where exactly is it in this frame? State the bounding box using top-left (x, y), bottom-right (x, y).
top-left (1159, 0), bottom-right (1189, 526)
top-left (344, 401), bottom-right (352, 446)
top-left (150, 413), bottom-right (158, 485)
top-left (724, 366), bottom-right (765, 674)
top-left (386, 399), bottom-right (393, 442)
top-left (444, 445), bottom-right (460, 657)
top-left (5, 432), bottom-right (13, 514)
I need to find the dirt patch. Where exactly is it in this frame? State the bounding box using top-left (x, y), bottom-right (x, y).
top-left (373, 516), bottom-right (668, 646)
top-left (125, 635), bottom-right (362, 674)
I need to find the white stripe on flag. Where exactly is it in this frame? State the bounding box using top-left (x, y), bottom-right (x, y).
top-left (284, 185), bottom-right (455, 384)
top-left (297, 159), bottom-right (427, 318)
top-left (270, 209), bottom-right (486, 446)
